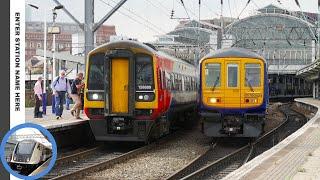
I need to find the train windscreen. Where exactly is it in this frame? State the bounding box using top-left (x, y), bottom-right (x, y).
top-left (135, 55), bottom-right (154, 91)
top-left (88, 53), bottom-right (104, 90)
top-left (205, 63), bottom-right (221, 87)
top-left (16, 142), bottom-right (36, 155)
top-left (245, 64), bottom-right (261, 87)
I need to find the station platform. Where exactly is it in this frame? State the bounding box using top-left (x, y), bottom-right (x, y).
top-left (25, 106), bottom-right (88, 131)
top-left (223, 98), bottom-right (320, 180)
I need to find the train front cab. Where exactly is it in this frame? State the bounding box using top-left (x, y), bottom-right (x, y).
top-left (10, 140), bottom-right (51, 173)
top-left (84, 45), bottom-right (169, 142)
top-left (200, 57), bottom-right (267, 137)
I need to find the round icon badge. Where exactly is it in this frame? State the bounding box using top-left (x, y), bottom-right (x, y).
top-left (0, 123), bottom-right (57, 180)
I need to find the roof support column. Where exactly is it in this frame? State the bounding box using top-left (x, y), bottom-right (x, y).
top-left (84, 0), bottom-right (94, 69)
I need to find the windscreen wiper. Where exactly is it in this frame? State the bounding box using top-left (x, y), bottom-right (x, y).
top-left (212, 76), bottom-right (220, 92)
top-left (245, 77), bottom-right (254, 92)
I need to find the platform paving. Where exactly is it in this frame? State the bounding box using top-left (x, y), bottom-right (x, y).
top-left (25, 105), bottom-right (88, 129)
top-left (223, 98), bottom-right (320, 180)
top-left (292, 146), bottom-right (320, 180)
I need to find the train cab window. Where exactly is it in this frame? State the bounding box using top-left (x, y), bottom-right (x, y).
top-left (245, 64), bottom-right (261, 87)
top-left (88, 53), bottom-right (105, 90)
top-left (205, 63), bottom-right (221, 87)
top-left (16, 142), bottom-right (36, 155)
top-left (136, 55), bottom-right (154, 91)
top-left (227, 64), bottom-right (238, 87)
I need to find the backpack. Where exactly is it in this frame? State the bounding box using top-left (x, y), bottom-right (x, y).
top-left (53, 76), bottom-right (68, 90)
top-left (71, 79), bottom-right (78, 94)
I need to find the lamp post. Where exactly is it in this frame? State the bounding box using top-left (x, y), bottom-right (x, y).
top-left (50, 5), bottom-right (63, 114)
top-left (51, 5), bottom-right (64, 80)
top-left (29, 4), bottom-right (63, 114)
top-left (28, 4), bottom-right (48, 114)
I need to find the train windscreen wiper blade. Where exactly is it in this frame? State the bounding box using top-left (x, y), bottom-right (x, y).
top-left (212, 76), bottom-right (220, 92)
top-left (245, 77), bottom-right (254, 92)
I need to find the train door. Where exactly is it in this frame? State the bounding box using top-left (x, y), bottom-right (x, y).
top-left (111, 58), bottom-right (129, 113)
top-left (224, 60), bottom-right (240, 108)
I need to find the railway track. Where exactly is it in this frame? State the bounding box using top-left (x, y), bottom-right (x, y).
top-left (167, 103), bottom-right (309, 180)
top-left (42, 144), bottom-right (136, 179)
top-left (42, 132), bottom-right (180, 180)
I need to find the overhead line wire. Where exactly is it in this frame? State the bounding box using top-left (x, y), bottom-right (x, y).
top-left (98, 0), bottom-right (164, 35)
top-left (109, 0), bottom-right (168, 34)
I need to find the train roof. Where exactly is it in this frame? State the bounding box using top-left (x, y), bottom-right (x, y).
top-left (18, 139), bottom-right (52, 149)
top-left (200, 47), bottom-right (266, 63)
top-left (92, 40), bottom-right (195, 67)
top-left (94, 40), bottom-right (157, 54)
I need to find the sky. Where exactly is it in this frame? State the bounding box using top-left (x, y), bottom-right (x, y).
top-left (25, 0), bottom-right (318, 42)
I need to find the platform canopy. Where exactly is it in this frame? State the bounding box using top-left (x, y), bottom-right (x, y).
top-left (296, 59), bottom-right (320, 81)
top-left (36, 49), bottom-right (85, 64)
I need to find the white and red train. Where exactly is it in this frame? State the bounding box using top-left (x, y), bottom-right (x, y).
top-left (84, 40), bottom-right (197, 142)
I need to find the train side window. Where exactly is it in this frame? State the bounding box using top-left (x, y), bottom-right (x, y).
top-left (227, 64), bottom-right (238, 87)
top-left (245, 64), bottom-right (261, 87)
top-left (165, 72), bottom-right (171, 90)
top-left (162, 71), bottom-right (166, 89)
top-left (191, 77), bottom-right (195, 90)
top-left (185, 76), bottom-right (190, 91)
top-left (205, 63), bottom-right (221, 87)
top-left (173, 73), bottom-right (180, 91)
top-left (159, 70), bottom-right (162, 89)
top-left (170, 73), bottom-right (175, 90)
top-left (178, 74), bottom-right (182, 91)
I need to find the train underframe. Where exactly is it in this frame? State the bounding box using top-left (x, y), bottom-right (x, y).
top-left (89, 105), bottom-right (196, 142)
top-left (200, 112), bottom-right (265, 137)
top-left (10, 162), bottom-right (38, 175)
top-left (89, 116), bottom-right (169, 142)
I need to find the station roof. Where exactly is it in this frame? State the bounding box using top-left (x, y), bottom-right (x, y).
top-left (224, 4), bottom-right (317, 74)
top-left (296, 59), bottom-right (320, 80)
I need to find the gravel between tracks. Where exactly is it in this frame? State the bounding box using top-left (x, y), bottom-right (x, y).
top-left (264, 102), bottom-right (285, 133)
top-left (84, 130), bottom-right (210, 180)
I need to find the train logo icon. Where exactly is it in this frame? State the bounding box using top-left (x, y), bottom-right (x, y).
top-left (0, 123), bottom-right (57, 180)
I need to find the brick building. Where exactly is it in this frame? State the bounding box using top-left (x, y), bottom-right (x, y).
top-left (25, 21), bottom-right (117, 62)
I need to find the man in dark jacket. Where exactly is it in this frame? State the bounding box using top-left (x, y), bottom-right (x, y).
top-left (70, 73), bottom-right (85, 119)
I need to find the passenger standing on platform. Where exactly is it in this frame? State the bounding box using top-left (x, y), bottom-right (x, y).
top-left (33, 76), bottom-right (43, 118)
top-left (51, 70), bottom-right (71, 119)
top-left (70, 72), bottom-right (85, 119)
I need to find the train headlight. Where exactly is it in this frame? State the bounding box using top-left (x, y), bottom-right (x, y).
top-left (26, 158), bottom-right (30, 162)
top-left (87, 91), bottom-right (104, 101)
top-left (92, 93), bottom-right (99, 100)
top-left (143, 95), bottom-right (150, 100)
top-left (208, 97), bottom-right (219, 104)
top-left (13, 157), bottom-right (17, 161)
top-left (136, 92), bottom-right (155, 102)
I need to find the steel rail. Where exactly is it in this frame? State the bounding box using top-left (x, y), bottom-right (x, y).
top-left (170, 103), bottom-right (310, 180)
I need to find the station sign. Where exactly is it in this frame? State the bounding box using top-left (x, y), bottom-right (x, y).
top-left (47, 26), bottom-right (61, 34)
